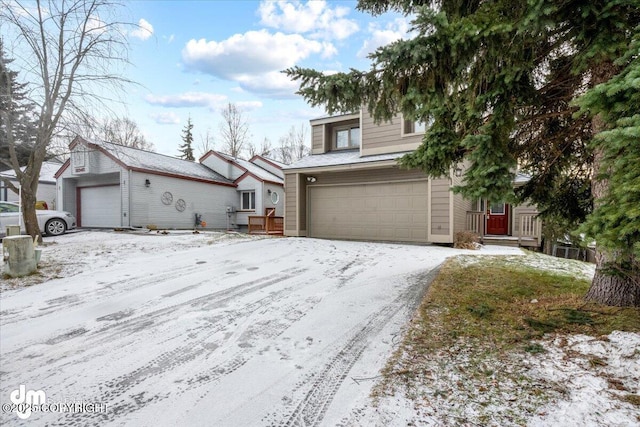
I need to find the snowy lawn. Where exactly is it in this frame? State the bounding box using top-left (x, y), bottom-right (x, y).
top-left (0, 231), bottom-right (637, 426)
top-left (0, 230), bottom-right (517, 426)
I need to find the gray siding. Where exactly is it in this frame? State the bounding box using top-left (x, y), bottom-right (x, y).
top-left (312, 125), bottom-right (323, 152)
top-left (430, 178), bottom-right (450, 235)
top-left (284, 173), bottom-right (297, 232)
top-left (361, 113), bottom-right (422, 155)
top-left (129, 171), bottom-right (237, 229)
top-left (451, 166), bottom-right (473, 234)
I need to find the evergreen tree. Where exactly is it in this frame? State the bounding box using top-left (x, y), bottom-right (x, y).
top-left (178, 116), bottom-right (195, 161)
top-left (0, 39), bottom-right (37, 171)
top-left (287, 0), bottom-right (640, 306)
top-left (576, 34), bottom-right (640, 305)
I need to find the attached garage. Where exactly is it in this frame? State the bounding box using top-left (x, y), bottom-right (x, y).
top-left (308, 180), bottom-right (429, 242)
top-left (79, 185), bottom-right (121, 228)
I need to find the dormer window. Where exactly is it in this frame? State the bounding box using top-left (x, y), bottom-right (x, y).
top-left (335, 126), bottom-right (360, 150)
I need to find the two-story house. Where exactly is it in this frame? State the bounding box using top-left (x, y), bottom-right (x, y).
top-left (283, 111), bottom-right (541, 247)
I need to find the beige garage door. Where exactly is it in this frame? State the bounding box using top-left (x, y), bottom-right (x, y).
top-left (308, 180), bottom-right (429, 242)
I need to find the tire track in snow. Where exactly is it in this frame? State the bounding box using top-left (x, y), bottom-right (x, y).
top-left (45, 267), bottom-right (312, 425)
top-left (274, 268), bottom-right (439, 427)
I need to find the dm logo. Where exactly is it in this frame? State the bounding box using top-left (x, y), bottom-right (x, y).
top-left (10, 385), bottom-right (46, 420)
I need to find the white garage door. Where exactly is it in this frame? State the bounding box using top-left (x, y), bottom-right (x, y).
top-left (309, 180), bottom-right (429, 242)
top-left (80, 185), bottom-right (121, 228)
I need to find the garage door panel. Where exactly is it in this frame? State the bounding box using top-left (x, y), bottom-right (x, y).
top-left (80, 185), bottom-right (120, 228)
top-left (309, 180), bottom-right (429, 243)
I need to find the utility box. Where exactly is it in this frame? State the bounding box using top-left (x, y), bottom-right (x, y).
top-left (6, 225), bottom-right (21, 236)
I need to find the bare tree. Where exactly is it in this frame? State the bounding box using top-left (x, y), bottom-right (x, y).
top-left (248, 137), bottom-right (272, 158)
top-left (0, 0), bottom-right (133, 240)
top-left (277, 124), bottom-right (309, 164)
top-left (102, 116), bottom-right (154, 150)
top-left (197, 127), bottom-right (215, 157)
top-left (219, 102), bottom-right (250, 158)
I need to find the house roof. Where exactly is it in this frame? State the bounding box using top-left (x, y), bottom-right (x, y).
top-left (284, 150), bottom-right (411, 171)
top-left (211, 151), bottom-right (284, 185)
top-left (0, 161), bottom-right (64, 183)
top-left (61, 136), bottom-right (235, 186)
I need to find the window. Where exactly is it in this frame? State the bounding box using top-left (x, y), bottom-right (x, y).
top-left (241, 191), bottom-right (255, 210)
top-left (403, 116), bottom-right (433, 135)
top-left (335, 126), bottom-right (360, 149)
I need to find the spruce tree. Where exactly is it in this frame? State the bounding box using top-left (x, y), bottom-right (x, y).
top-left (178, 116), bottom-right (195, 161)
top-left (287, 0), bottom-right (640, 306)
top-left (0, 39), bottom-right (37, 170)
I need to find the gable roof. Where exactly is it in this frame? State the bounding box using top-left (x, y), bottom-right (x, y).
top-left (57, 136), bottom-right (235, 186)
top-left (1, 160), bottom-right (64, 184)
top-left (201, 151), bottom-right (284, 185)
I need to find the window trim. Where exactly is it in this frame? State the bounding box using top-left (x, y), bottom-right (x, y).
top-left (240, 190), bottom-right (256, 211)
top-left (333, 125), bottom-right (360, 150)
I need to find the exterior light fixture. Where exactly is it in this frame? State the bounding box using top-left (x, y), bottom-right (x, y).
top-left (145, 179), bottom-right (151, 187)
top-left (306, 176), bottom-right (317, 183)
top-left (454, 167), bottom-right (463, 177)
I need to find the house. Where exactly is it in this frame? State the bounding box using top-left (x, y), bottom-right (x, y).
top-left (200, 151), bottom-right (285, 232)
top-left (1, 160), bottom-right (62, 209)
top-left (283, 111), bottom-right (541, 247)
top-left (54, 136), bottom-right (285, 232)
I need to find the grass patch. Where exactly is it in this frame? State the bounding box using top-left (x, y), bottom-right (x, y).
top-left (374, 253), bottom-right (640, 424)
top-left (403, 256), bottom-right (639, 354)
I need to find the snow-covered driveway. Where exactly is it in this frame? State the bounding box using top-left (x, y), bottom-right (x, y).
top-left (0, 232), bottom-right (519, 426)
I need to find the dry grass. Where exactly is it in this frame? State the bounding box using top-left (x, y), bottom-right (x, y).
top-left (372, 254), bottom-right (640, 424)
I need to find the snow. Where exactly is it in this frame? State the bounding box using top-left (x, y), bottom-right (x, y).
top-left (81, 137), bottom-right (233, 184)
top-left (1, 232), bottom-right (637, 426)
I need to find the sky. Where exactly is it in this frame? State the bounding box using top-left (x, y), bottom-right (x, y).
top-left (103, 0), bottom-right (410, 157)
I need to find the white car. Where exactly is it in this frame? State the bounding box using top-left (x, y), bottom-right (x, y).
top-left (0, 201), bottom-right (76, 237)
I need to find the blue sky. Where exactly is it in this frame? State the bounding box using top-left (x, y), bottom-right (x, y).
top-left (114, 0), bottom-right (410, 157)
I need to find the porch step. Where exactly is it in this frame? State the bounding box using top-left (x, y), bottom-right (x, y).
top-left (481, 235), bottom-right (539, 248)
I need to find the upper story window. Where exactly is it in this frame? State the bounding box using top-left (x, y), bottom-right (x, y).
top-left (335, 126), bottom-right (360, 150)
top-left (403, 116), bottom-right (433, 135)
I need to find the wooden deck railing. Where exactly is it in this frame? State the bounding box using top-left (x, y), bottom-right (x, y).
top-left (465, 211), bottom-right (485, 236)
top-left (248, 214), bottom-right (284, 235)
top-left (518, 213), bottom-right (542, 243)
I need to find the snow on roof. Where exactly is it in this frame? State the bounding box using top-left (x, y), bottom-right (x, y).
top-left (284, 150), bottom-right (410, 170)
top-left (83, 138), bottom-right (234, 185)
top-left (215, 152), bottom-right (284, 184)
top-left (0, 161), bottom-right (63, 183)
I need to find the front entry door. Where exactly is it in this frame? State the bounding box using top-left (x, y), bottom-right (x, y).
top-left (486, 202), bottom-right (509, 235)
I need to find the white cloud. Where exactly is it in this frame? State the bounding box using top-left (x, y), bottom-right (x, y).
top-left (145, 92), bottom-right (227, 108)
top-left (182, 30), bottom-right (335, 79)
top-left (358, 18), bottom-right (412, 58)
top-left (234, 71), bottom-right (300, 99)
top-left (233, 101), bottom-right (264, 112)
top-left (131, 18), bottom-right (153, 40)
top-left (258, 0), bottom-right (359, 41)
top-left (150, 112), bottom-right (180, 125)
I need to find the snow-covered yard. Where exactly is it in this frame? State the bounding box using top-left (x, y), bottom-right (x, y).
top-left (0, 231), bottom-right (637, 426)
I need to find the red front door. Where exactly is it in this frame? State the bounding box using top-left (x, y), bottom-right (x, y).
top-left (486, 202), bottom-right (509, 235)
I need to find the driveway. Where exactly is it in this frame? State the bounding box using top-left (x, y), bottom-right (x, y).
top-left (0, 232), bottom-right (520, 426)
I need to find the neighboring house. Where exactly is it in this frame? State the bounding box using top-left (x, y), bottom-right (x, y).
top-left (283, 111), bottom-right (541, 247)
top-left (200, 151), bottom-right (285, 230)
top-left (0, 160), bottom-right (62, 209)
top-left (54, 136), bottom-right (286, 232)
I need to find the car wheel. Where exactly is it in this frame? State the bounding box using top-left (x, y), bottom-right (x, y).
top-left (45, 218), bottom-right (67, 236)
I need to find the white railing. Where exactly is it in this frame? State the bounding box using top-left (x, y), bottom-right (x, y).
top-left (465, 211), bottom-right (485, 236)
top-left (519, 213), bottom-right (542, 242)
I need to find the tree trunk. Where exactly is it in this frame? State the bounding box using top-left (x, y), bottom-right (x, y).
top-left (584, 61), bottom-right (639, 307)
top-left (586, 267), bottom-right (640, 307)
